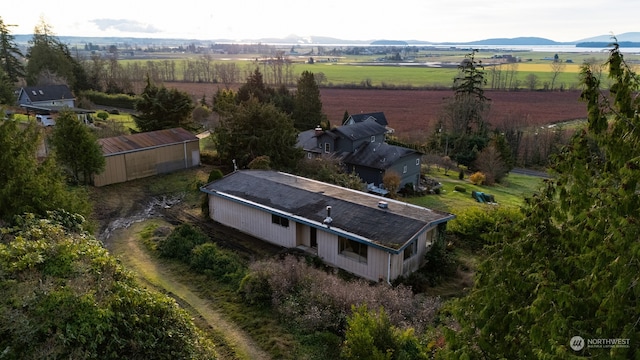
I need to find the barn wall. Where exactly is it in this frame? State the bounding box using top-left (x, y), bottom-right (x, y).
top-left (94, 155), bottom-right (127, 187)
top-left (94, 140), bottom-right (200, 187)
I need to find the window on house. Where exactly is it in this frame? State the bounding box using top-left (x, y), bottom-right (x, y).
top-left (271, 214), bottom-right (289, 227)
top-left (416, 158), bottom-right (420, 166)
top-left (324, 143), bottom-right (330, 153)
top-left (403, 165), bottom-right (408, 174)
top-left (404, 241), bottom-right (418, 260)
top-left (338, 236), bottom-right (368, 263)
top-left (371, 135), bottom-right (375, 142)
top-left (307, 152), bottom-right (312, 159)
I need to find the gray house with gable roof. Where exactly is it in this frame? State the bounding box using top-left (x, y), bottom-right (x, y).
top-left (200, 170), bottom-right (454, 282)
top-left (297, 118), bottom-right (421, 194)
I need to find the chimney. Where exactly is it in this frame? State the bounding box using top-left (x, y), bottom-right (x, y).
top-left (323, 205), bottom-right (333, 227)
top-left (314, 125), bottom-right (323, 136)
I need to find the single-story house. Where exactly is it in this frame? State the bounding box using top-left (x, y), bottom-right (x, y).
top-left (17, 84), bottom-right (94, 125)
top-left (94, 127), bottom-right (200, 187)
top-left (200, 170), bottom-right (455, 282)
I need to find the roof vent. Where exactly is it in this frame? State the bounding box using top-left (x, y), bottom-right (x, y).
top-left (323, 206), bottom-right (333, 227)
top-left (378, 201), bottom-right (388, 209)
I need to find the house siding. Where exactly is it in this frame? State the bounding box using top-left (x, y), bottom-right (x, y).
top-left (388, 154), bottom-right (422, 188)
top-left (210, 196), bottom-right (297, 248)
top-left (208, 194), bottom-right (435, 282)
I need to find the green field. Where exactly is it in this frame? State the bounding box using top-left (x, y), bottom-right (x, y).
top-left (118, 47), bottom-right (632, 89)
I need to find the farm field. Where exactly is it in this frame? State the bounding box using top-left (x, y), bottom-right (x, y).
top-left (166, 82), bottom-right (588, 139)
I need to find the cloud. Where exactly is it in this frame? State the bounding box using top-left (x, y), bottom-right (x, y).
top-left (90, 19), bottom-right (161, 34)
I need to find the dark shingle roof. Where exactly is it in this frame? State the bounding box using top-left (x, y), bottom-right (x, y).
top-left (201, 170), bottom-right (454, 251)
top-left (332, 119), bottom-right (387, 140)
top-left (296, 129), bottom-right (320, 152)
top-left (98, 128), bottom-right (198, 156)
top-left (341, 142), bottom-right (419, 170)
top-left (20, 85), bottom-right (74, 102)
top-left (347, 112), bottom-right (388, 126)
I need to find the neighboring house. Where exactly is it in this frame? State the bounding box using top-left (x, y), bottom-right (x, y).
top-left (17, 84), bottom-right (75, 108)
top-left (17, 84), bottom-right (93, 125)
top-left (94, 128), bottom-right (200, 187)
top-left (343, 111), bottom-right (394, 133)
top-left (200, 170), bottom-right (455, 282)
top-left (297, 118), bottom-right (422, 193)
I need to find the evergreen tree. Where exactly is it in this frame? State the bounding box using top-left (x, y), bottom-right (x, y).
top-left (0, 68), bottom-right (15, 104)
top-left (24, 18), bottom-right (89, 91)
top-left (237, 67), bottom-right (270, 103)
top-left (214, 98), bottom-right (302, 170)
top-left (0, 17), bottom-right (25, 83)
top-left (0, 120), bottom-right (90, 222)
top-left (443, 43), bottom-right (639, 360)
top-left (437, 50), bottom-right (491, 167)
top-left (292, 70), bottom-right (327, 131)
top-left (50, 109), bottom-right (105, 184)
top-left (133, 77), bottom-right (196, 132)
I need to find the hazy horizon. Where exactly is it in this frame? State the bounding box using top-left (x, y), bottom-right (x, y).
top-left (3, 0), bottom-right (638, 43)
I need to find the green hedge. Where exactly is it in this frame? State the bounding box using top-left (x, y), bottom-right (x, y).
top-left (81, 90), bottom-right (139, 109)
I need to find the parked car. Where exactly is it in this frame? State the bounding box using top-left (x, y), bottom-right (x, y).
top-left (36, 114), bottom-right (55, 126)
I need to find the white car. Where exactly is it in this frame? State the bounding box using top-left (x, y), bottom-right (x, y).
top-left (36, 114), bottom-right (55, 126)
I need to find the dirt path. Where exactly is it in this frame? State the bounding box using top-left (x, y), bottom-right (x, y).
top-left (106, 221), bottom-right (271, 360)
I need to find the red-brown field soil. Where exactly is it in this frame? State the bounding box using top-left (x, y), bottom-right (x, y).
top-left (166, 83), bottom-right (588, 139)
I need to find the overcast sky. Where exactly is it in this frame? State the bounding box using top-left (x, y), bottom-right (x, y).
top-left (2, 0), bottom-right (637, 43)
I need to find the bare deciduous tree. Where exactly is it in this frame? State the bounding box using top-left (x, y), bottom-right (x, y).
top-left (549, 59), bottom-right (566, 90)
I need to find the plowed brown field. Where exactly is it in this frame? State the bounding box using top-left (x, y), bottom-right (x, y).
top-left (167, 83), bottom-right (588, 139)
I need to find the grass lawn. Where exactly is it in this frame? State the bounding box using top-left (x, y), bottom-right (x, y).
top-left (407, 167), bottom-right (546, 213)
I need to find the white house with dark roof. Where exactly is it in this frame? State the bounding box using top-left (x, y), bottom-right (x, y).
top-left (17, 84), bottom-right (94, 125)
top-left (200, 170), bottom-right (455, 282)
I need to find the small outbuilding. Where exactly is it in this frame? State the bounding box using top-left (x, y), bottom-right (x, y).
top-left (94, 128), bottom-right (200, 187)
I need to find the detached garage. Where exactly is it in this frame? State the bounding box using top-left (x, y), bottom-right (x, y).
top-left (94, 128), bottom-right (200, 187)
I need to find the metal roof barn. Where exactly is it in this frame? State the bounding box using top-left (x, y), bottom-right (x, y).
top-left (94, 128), bottom-right (200, 187)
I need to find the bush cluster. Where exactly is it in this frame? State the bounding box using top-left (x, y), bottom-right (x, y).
top-left (448, 206), bottom-right (524, 250)
top-left (398, 239), bottom-right (457, 290)
top-left (190, 242), bottom-right (245, 283)
top-left (238, 255), bottom-right (441, 334)
top-left (157, 224), bottom-right (208, 262)
top-left (0, 214), bottom-right (216, 359)
top-left (469, 171), bottom-right (486, 185)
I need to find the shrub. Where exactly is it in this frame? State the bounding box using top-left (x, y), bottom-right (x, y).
top-left (247, 155), bottom-right (271, 169)
top-left (469, 171), bottom-right (486, 185)
top-left (157, 224), bottom-right (208, 262)
top-left (448, 206), bottom-right (524, 249)
top-left (190, 243), bottom-right (245, 284)
top-left (454, 185), bottom-right (466, 193)
top-left (458, 168), bottom-right (464, 180)
top-left (207, 168), bottom-right (224, 182)
top-left (200, 150), bottom-right (218, 165)
top-left (242, 255), bottom-right (441, 334)
top-left (96, 111), bottom-right (109, 121)
top-left (238, 272), bottom-right (272, 306)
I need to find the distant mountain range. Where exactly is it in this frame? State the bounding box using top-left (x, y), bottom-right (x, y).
top-left (12, 32), bottom-right (640, 47)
